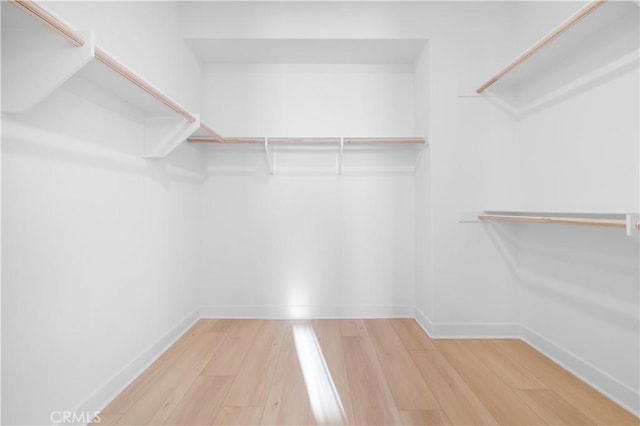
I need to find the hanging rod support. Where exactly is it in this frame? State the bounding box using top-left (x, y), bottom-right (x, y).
top-left (264, 137), bottom-right (274, 175)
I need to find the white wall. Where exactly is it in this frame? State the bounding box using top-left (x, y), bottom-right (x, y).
top-left (46, 1), bottom-right (203, 113)
top-left (203, 64), bottom-right (415, 137)
top-left (198, 167), bottom-right (415, 316)
top-left (507, 0), bottom-right (640, 414)
top-left (182, 0), bottom-right (523, 330)
top-left (2, 2), bottom-right (205, 423)
top-left (413, 45), bottom-right (433, 322)
top-left (2, 0), bottom-right (638, 422)
top-left (2, 88), bottom-right (202, 425)
top-left (198, 62), bottom-right (417, 315)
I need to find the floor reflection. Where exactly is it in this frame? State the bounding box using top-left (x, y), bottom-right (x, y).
top-left (292, 324), bottom-right (347, 425)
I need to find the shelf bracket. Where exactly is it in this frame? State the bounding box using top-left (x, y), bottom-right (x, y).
top-left (337, 136), bottom-right (344, 175)
top-left (264, 137), bottom-right (274, 174)
top-left (143, 113), bottom-right (201, 158)
top-left (1, 29), bottom-right (95, 113)
top-left (625, 214), bottom-right (640, 237)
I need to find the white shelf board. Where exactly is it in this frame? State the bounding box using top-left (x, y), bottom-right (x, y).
top-left (1, 2), bottom-right (94, 113)
top-left (62, 54), bottom-right (181, 118)
top-left (483, 1), bottom-right (639, 108)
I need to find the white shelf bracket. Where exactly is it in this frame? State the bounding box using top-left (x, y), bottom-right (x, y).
top-left (337, 136), bottom-right (344, 175)
top-left (625, 214), bottom-right (640, 237)
top-left (143, 113), bottom-right (200, 158)
top-left (1, 29), bottom-right (95, 113)
top-left (264, 137), bottom-right (274, 174)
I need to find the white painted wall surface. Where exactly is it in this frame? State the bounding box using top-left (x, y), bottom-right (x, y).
top-left (507, 0), bottom-right (640, 414)
top-left (203, 64), bottom-right (415, 137)
top-left (1, 89), bottom-right (201, 424)
top-left (185, 0), bottom-right (523, 329)
top-left (198, 168), bottom-right (415, 316)
top-left (46, 1), bottom-right (203, 113)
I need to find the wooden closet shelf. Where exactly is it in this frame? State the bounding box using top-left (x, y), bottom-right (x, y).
top-left (188, 136), bottom-right (427, 145)
top-left (476, 0), bottom-right (607, 94)
top-left (478, 214), bottom-right (627, 228)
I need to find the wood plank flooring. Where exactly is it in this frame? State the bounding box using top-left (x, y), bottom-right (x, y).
top-left (98, 319), bottom-right (638, 425)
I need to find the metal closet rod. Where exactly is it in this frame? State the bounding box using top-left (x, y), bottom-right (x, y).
top-left (478, 214), bottom-right (628, 228)
top-left (187, 136), bottom-right (426, 145)
top-left (476, 0), bottom-right (607, 94)
top-left (12, 0), bottom-right (199, 124)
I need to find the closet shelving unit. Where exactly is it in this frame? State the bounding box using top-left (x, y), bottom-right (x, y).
top-left (474, 0), bottom-right (639, 112)
top-left (4, 0), bottom-right (424, 162)
top-left (189, 136), bottom-right (426, 175)
top-left (2, 0), bottom-right (221, 158)
top-left (460, 211), bottom-right (640, 236)
top-left (468, 0), bottom-right (640, 235)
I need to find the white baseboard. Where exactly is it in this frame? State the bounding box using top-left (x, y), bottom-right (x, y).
top-left (414, 307), bottom-right (520, 338)
top-left (522, 326), bottom-right (640, 417)
top-left (200, 305), bottom-right (414, 319)
top-left (414, 309), bottom-right (638, 417)
top-left (414, 306), bottom-right (435, 336)
top-left (73, 309), bottom-right (200, 417)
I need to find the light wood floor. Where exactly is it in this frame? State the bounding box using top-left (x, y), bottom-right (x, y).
top-left (95, 319), bottom-right (638, 425)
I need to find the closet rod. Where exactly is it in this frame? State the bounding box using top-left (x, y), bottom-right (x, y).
top-left (476, 0), bottom-right (607, 94)
top-left (12, 0), bottom-right (198, 123)
top-left (94, 47), bottom-right (196, 123)
top-left (187, 136), bottom-right (426, 145)
top-left (199, 123), bottom-right (225, 142)
top-left (478, 214), bottom-right (626, 228)
top-left (12, 0), bottom-right (85, 47)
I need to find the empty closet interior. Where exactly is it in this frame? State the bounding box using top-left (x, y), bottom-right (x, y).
top-left (1, 0), bottom-right (639, 424)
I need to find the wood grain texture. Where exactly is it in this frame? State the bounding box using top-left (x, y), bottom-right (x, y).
top-left (261, 350), bottom-right (310, 425)
top-left (163, 376), bottom-right (232, 425)
top-left (493, 339), bottom-right (639, 425)
top-left (389, 318), bottom-right (437, 351)
top-left (213, 407), bottom-right (264, 425)
top-left (97, 319), bottom-right (638, 426)
top-left (339, 319), bottom-right (368, 336)
top-left (515, 389), bottom-right (595, 425)
top-left (202, 319), bottom-right (263, 376)
top-left (410, 350), bottom-right (498, 425)
top-left (461, 340), bottom-right (547, 389)
top-left (224, 320), bottom-right (287, 407)
top-left (365, 319), bottom-right (440, 410)
top-left (435, 339), bottom-right (545, 425)
top-left (311, 320), bottom-right (355, 425)
top-left (343, 336), bottom-right (403, 425)
top-left (116, 331), bottom-right (226, 425)
top-left (400, 410), bottom-right (452, 425)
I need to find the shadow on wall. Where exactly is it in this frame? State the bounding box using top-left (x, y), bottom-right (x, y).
top-left (484, 221), bottom-right (639, 331)
top-left (2, 120), bottom-right (204, 190)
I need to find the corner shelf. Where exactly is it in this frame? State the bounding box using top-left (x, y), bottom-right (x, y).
top-left (1, 0), bottom-right (211, 158)
top-left (475, 0), bottom-right (639, 112)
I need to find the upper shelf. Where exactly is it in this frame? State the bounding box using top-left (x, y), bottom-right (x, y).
top-left (3, 0), bottom-right (425, 158)
top-left (476, 0), bottom-right (639, 108)
top-left (1, 0), bottom-right (222, 157)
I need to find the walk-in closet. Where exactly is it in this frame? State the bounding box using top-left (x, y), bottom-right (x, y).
top-left (1, 0), bottom-right (639, 425)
